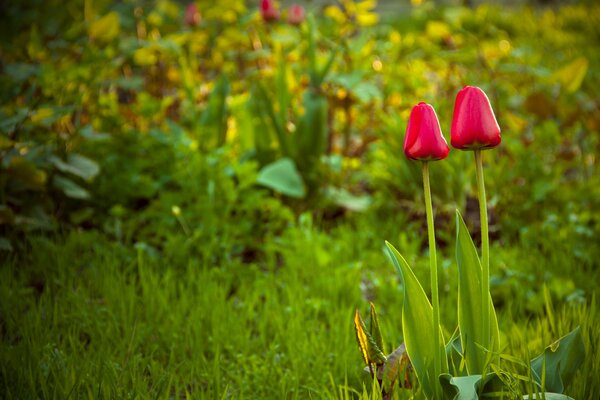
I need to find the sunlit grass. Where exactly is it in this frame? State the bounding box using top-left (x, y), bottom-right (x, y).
top-left (1, 223), bottom-right (598, 399)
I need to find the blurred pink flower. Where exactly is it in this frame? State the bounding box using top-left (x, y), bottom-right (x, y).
top-left (261, 0), bottom-right (279, 22)
top-left (185, 3), bottom-right (200, 27)
top-left (288, 4), bottom-right (305, 26)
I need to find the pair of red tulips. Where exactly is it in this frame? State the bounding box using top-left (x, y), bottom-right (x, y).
top-left (404, 86), bottom-right (501, 160)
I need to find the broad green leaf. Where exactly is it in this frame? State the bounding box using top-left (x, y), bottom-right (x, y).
top-left (354, 309), bottom-right (386, 366)
top-left (89, 12), bottom-right (120, 43)
top-left (530, 326), bottom-right (584, 393)
top-left (53, 176), bottom-right (90, 199)
top-left (523, 393), bottom-right (574, 400)
top-left (256, 158), bottom-right (306, 198)
top-left (385, 241), bottom-right (447, 399)
top-left (440, 373), bottom-right (502, 400)
top-left (50, 154), bottom-right (100, 181)
top-left (439, 374), bottom-right (481, 400)
top-left (552, 57), bottom-right (588, 93)
top-left (456, 210), bottom-right (500, 374)
top-left (325, 186), bottom-right (372, 212)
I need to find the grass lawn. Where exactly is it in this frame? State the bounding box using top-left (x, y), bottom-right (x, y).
top-left (2, 216), bottom-right (599, 398)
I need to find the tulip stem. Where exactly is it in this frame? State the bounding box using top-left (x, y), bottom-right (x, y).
top-left (422, 161), bottom-right (442, 394)
top-left (474, 149), bottom-right (490, 352)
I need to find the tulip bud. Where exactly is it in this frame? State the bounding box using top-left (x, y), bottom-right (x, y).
top-left (404, 102), bottom-right (450, 161)
top-left (451, 86), bottom-right (501, 150)
top-left (288, 4), bottom-right (305, 26)
top-left (185, 3), bottom-right (200, 27)
top-left (261, 0), bottom-right (279, 22)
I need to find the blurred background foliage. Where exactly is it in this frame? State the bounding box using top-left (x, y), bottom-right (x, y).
top-left (1, 0), bottom-right (600, 398)
top-left (1, 0), bottom-right (598, 264)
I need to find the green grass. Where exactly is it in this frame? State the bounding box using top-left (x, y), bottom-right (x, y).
top-left (1, 216), bottom-right (598, 399)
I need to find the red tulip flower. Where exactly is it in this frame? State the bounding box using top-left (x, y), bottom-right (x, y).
top-left (451, 86), bottom-right (501, 150)
top-left (261, 0), bottom-right (279, 22)
top-left (288, 4), bottom-right (305, 26)
top-left (185, 3), bottom-right (200, 27)
top-left (404, 102), bottom-right (449, 161)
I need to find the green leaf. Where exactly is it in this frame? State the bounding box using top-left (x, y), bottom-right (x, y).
top-left (354, 309), bottom-right (386, 366)
top-left (53, 176), bottom-right (90, 199)
top-left (445, 330), bottom-right (465, 375)
top-left (552, 57), bottom-right (588, 93)
top-left (50, 154), bottom-right (100, 181)
top-left (325, 186), bottom-right (371, 212)
top-left (369, 302), bottom-right (384, 353)
top-left (276, 53), bottom-right (290, 131)
top-left (254, 84), bottom-right (289, 157)
top-left (440, 373), bottom-right (503, 400)
top-left (455, 210), bottom-right (500, 374)
top-left (295, 91), bottom-right (327, 171)
top-left (439, 374), bottom-right (481, 400)
top-left (256, 158), bottom-right (306, 198)
top-left (523, 393), bottom-right (575, 400)
top-left (385, 241), bottom-right (447, 399)
top-left (89, 12), bottom-right (120, 43)
top-left (200, 75), bottom-right (230, 147)
top-left (530, 326), bottom-right (585, 393)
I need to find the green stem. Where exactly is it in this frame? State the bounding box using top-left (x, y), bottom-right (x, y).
top-left (422, 161), bottom-right (441, 395)
top-left (475, 150), bottom-right (490, 351)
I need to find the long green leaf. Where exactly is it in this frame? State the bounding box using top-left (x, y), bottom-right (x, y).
top-left (276, 52), bottom-right (290, 132)
top-left (385, 241), bottom-right (447, 399)
top-left (530, 326), bottom-right (584, 393)
top-left (455, 211), bottom-right (500, 374)
top-left (254, 84), bottom-right (290, 157)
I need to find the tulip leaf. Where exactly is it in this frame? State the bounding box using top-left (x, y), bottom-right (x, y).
top-left (385, 241), bottom-right (447, 399)
top-left (439, 373), bottom-right (481, 400)
top-left (455, 210), bottom-right (500, 374)
top-left (530, 326), bottom-right (584, 393)
top-left (354, 309), bottom-right (386, 366)
top-left (523, 394), bottom-right (574, 400)
top-left (256, 158), bottom-right (306, 198)
top-left (439, 373), bottom-right (502, 400)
